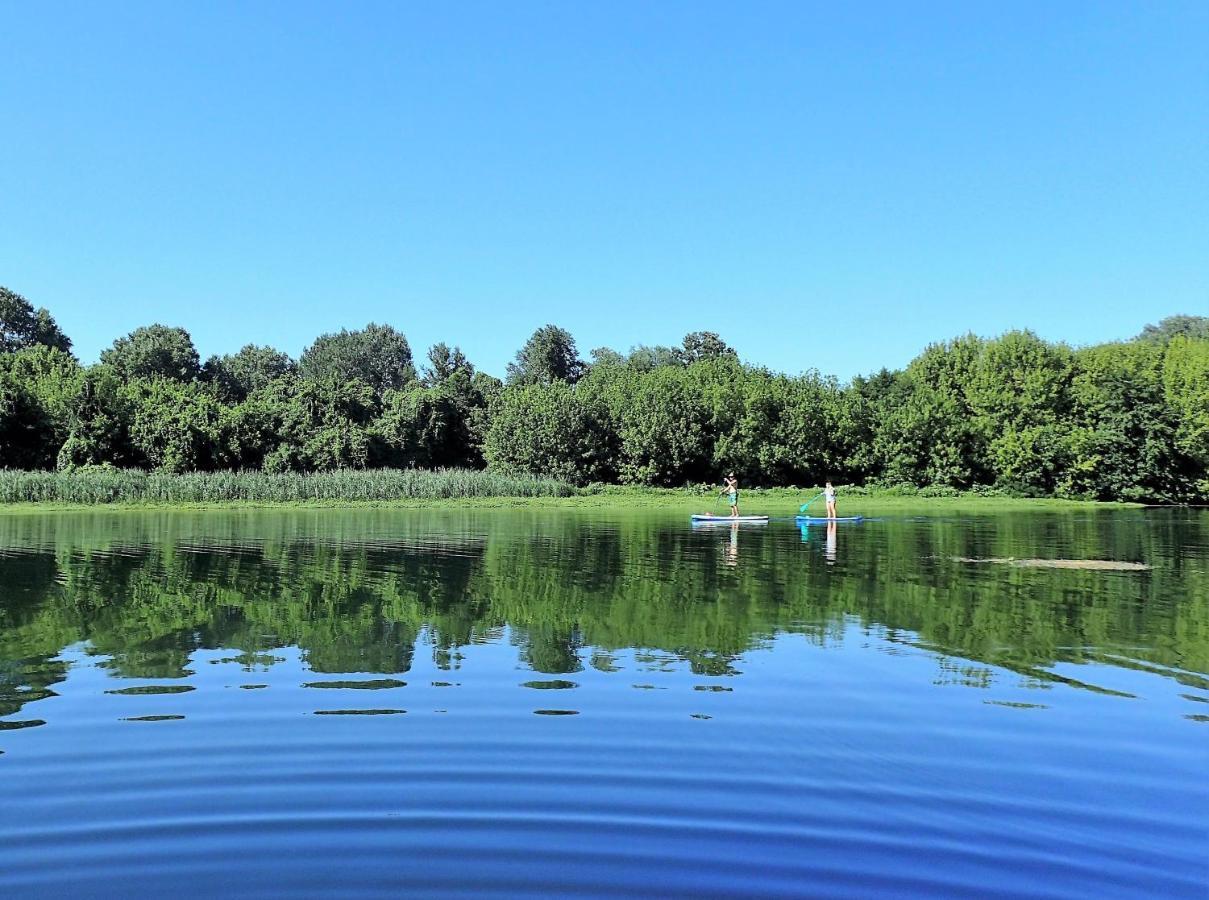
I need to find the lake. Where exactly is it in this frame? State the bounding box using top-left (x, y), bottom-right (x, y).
top-left (0, 507), bottom-right (1206, 897)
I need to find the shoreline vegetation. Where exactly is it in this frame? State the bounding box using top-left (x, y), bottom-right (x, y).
top-left (0, 468), bottom-right (574, 507)
top-left (0, 467), bottom-right (1147, 513)
top-left (2, 287), bottom-right (1207, 504)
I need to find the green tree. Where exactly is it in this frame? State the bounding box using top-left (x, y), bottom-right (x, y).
top-left (237, 377), bottom-right (381, 473)
top-left (299, 323), bottom-right (416, 394)
top-left (0, 346), bottom-right (84, 468)
top-left (1063, 341), bottom-right (1197, 501)
top-left (1136, 315), bottom-right (1209, 344)
top-left (57, 365), bottom-right (136, 469)
top-left (506, 325), bottom-right (585, 385)
top-left (0, 286), bottom-right (72, 354)
top-left (484, 381), bottom-right (613, 484)
top-left (223, 389), bottom-right (283, 471)
top-left (422, 343), bottom-right (474, 386)
top-left (1162, 336), bottom-right (1209, 494)
top-left (122, 379), bottom-right (229, 473)
top-left (203, 345), bottom-right (296, 401)
top-left (715, 371), bottom-right (846, 487)
top-left (0, 370), bottom-right (51, 468)
top-left (872, 335), bottom-right (988, 488)
top-left (376, 346), bottom-right (496, 468)
top-left (832, 369), bottom-right (897, 482)
top-left (967, 331), bottom-right (1073, 494)
top-left (374, 384), bottom-right (480, 469)
top-left (627, 344), bottom-right (683, 372)
top-left (467, 372), bottom-right (504, 458)
top-left (614, 366), bottom-right (712, 485)
top-left (678, 331), bottom-right (736, 364)
top-left (588, 347), bottom-right (627, 368)
top-left (101, 325), bottom-right (201, 382)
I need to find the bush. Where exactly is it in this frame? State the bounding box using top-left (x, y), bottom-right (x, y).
top-left (919, 484), bottom-right (961, 498)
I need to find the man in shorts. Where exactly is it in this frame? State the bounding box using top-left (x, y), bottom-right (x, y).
top-left (723, 473), bottom-right (740, 517)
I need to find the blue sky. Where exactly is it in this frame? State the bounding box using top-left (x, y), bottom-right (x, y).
top-left (2, 2), bottom-right (1206, 380)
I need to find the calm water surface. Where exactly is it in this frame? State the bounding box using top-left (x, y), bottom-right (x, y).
top-left (1, 508), bottom-right (1206, 897)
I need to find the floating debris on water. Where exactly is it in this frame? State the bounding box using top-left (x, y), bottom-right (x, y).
top-left (106, 685), bottom-right (195, 695)
top-left (302, 680), bottom-right (406, 690)
top-left (0, 719), bottom-right (45, 730)
top-left (121, 715), bottom-right (185, 722)
top-left (951, 557), bottom-right (1150, 571)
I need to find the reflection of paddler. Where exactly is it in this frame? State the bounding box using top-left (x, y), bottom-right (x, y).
top-left (724, 522), bottom-right (739, 567)
top-left (825, 520), bottom-right (837, 564)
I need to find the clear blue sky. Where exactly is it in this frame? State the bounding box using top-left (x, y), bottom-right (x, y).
top-left (2, 1), bottom-right (1206, 380)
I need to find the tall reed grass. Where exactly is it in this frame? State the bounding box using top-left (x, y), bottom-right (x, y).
top-left (0, 468), bottom-right (577, 505)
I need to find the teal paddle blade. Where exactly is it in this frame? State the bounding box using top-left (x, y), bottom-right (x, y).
top-left (799, 493), bottom-right (824, 513)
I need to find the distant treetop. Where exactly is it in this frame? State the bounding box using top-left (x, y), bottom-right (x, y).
top-left (1136, 315), bottom-right (1209, 344)
top-left (506, 325), bottom-right (585, 385)
top-left (300, 323), bottom-right (416, 393)
top-left (101, 324), bottom-right (200, 381)
top-left (0, 286), bottom-right (72, 354)
top-left (678, 331), bottom-right (736, 364)
top-left (588, 332), bottom-right (737, 373)
top-left (203, 344), bottom-right (296, 400)
top-left (423, 342), bottom-right (475, 386)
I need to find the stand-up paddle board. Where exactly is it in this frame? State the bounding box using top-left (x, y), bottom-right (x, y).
top-left (796, 515), bottom-right (864, 524)
top-left (691, 514), bottom-right (769, 524)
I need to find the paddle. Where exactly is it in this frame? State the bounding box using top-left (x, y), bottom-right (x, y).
top-left (799, 492), bottom-right (825, 514)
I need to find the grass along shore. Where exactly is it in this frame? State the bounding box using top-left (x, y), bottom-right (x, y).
top-left (0, 468), bottom-right (1143, 513)
top-left (0, 468), bottom-right (574, 507)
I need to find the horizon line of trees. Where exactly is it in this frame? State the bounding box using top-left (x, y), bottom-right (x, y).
top-left (1, 285), bottom-right (1207, 501)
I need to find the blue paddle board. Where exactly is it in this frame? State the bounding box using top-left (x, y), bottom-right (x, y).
top-left (796, 515), bottom-right (864, 523)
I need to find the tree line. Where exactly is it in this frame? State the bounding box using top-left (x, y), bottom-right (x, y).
top-left (1, 285), bottom-right (1207, 501)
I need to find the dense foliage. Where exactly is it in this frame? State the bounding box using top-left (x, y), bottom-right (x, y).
top-left (1, 288), bottom-right (1206, 502)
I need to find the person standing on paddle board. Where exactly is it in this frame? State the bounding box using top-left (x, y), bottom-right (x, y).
top-left (824, 481), bottom-right (837, 519)
top-left (723, 473), bottom-right (740, 518)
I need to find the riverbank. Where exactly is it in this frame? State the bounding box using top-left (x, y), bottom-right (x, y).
top-left (584, 486), bottom-right (1141, 515)
top-left (0, 471), bottom-right (1143, 514)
